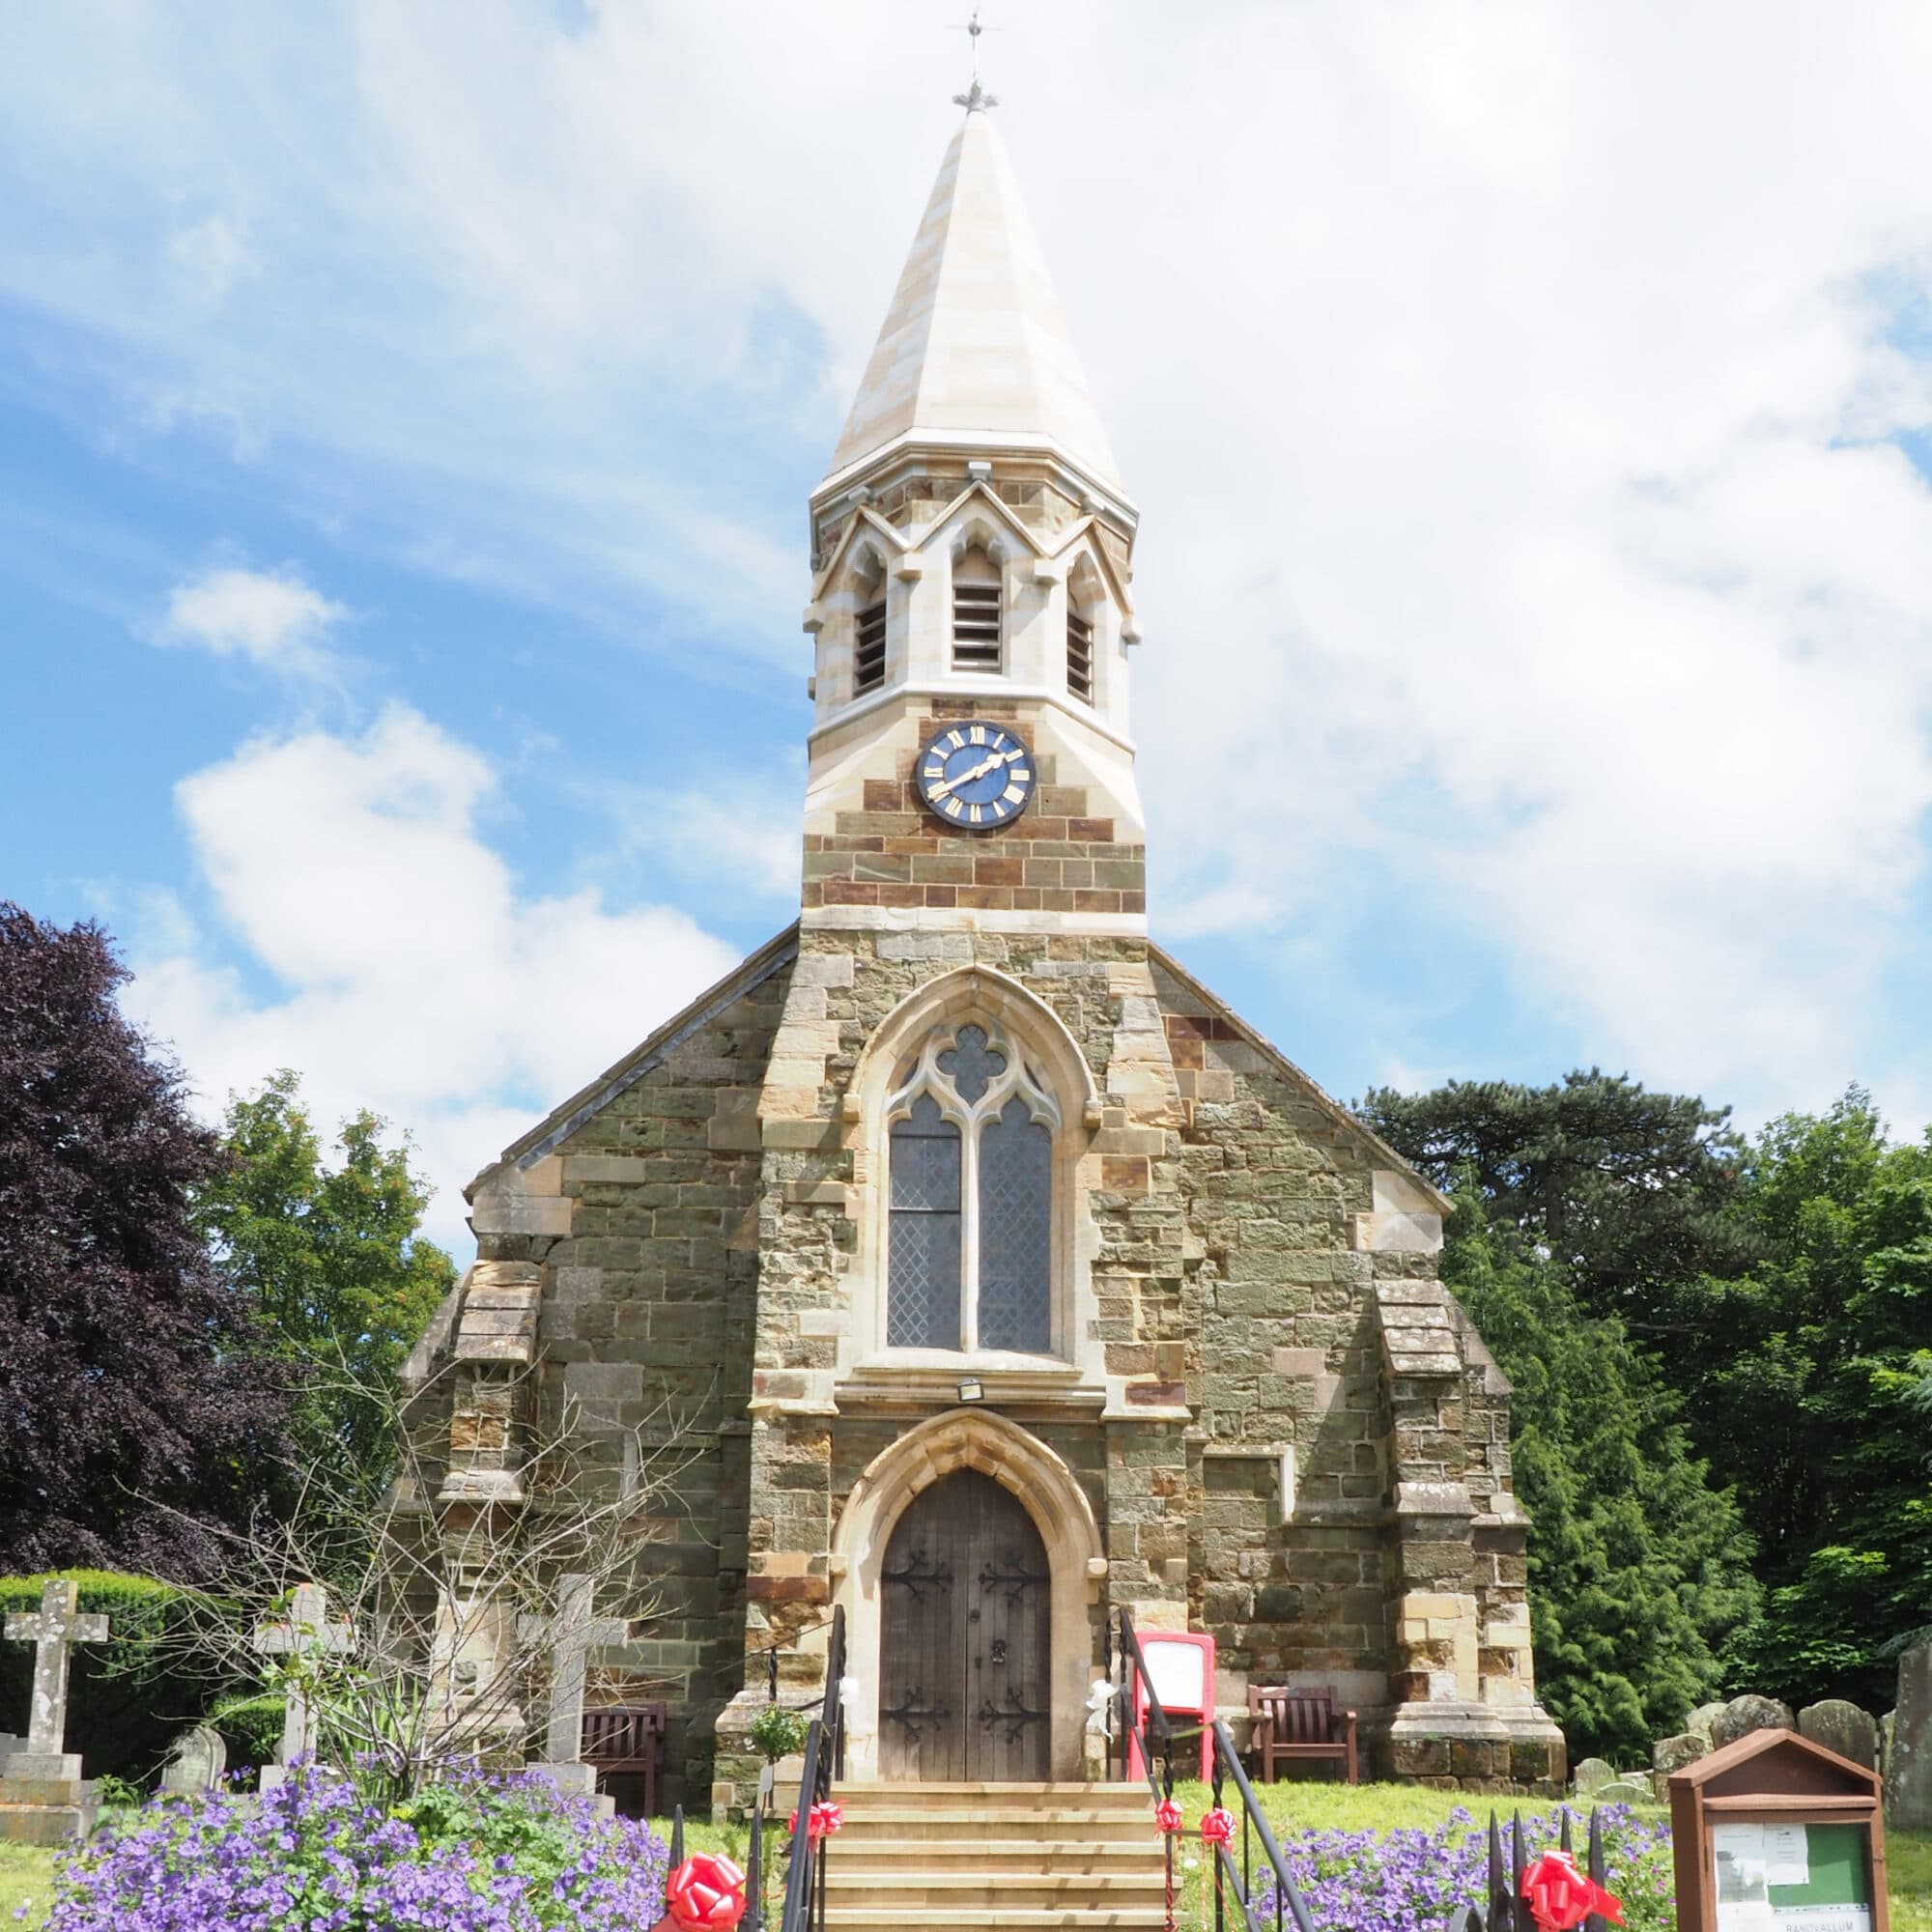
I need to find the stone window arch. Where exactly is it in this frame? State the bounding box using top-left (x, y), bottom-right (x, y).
top-left (886, 1020), bottom-right (1059, 1354)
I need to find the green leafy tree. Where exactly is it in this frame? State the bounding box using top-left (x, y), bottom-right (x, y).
top-left (1684, 1092), bottom-right (1932, 1707)
top-left (198, 1070), bottom-right (455, 1509)
top-left (1441, 1191), bottom-right (1758, 1761)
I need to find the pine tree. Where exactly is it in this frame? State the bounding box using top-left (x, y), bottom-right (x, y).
top-left (1441, 1192), bottom-right (1758, 1761)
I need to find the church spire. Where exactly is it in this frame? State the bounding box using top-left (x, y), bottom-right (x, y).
top-left (823, 94), bottom-right (1122, 496)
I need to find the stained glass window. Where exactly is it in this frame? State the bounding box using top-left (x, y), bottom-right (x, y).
top-left (977, 1094), bottom-right (1052, 1352)
top-left (885, 1023), bottom-right (1058, 1357)
top-left (888, 1094), bottom-right (961, 1348)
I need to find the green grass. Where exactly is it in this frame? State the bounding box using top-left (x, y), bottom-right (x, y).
top-left (1892, 1827), bottom-right (1932, 1932)
top-left (0, 1842), bottom-right (57, 1930)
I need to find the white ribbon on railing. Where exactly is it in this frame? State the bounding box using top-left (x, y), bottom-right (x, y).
top-left (1085, 1675), bottom-right (1115, 1736)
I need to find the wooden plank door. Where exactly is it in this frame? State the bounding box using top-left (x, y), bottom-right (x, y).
top-left (878, 1469), bottom-right (1051, 1781)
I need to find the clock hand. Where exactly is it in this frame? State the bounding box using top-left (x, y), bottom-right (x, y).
top-left (928, 751), bottom-right (1007, 800)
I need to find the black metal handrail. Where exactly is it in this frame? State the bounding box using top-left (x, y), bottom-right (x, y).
top-left (744, 1614), bottom-right (840, 1703)
top-left (1207, 1717), bottom-right (1318, 1932)
top-left (773, 1604), bottom-right (846, 1932)
top-left (1107, 1608), bottom-right (1179, 1932)
top-left (1109, 1606), bottom-right (1178, 1800)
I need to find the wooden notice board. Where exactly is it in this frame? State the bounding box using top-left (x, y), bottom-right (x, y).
top-left (1668, 1729), bottom-right (1889, 1932)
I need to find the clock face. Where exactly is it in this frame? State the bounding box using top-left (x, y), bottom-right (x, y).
top-left (913, 721), bottom-right (1036, 831)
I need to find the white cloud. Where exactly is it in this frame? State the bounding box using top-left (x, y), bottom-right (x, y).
top-left (158, 566), bottom-right (347, 673)
top-left (125, 704), bottom-right (741, 1254)
top-left (8, 2), bottom-right (1932, 1122)
top-left (165, 213), bottom-right (255, 306)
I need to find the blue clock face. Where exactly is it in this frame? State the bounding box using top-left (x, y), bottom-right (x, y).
top-left (914, 721), bottom-right (1036, 831)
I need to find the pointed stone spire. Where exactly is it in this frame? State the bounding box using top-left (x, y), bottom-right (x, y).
top-left (826, 106), bottom-right (1122, 493)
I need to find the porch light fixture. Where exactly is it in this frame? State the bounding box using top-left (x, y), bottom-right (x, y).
top-left (957, 1377), bottom-right (985, 1404)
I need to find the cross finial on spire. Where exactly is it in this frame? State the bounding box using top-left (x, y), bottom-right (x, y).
top-left (952, 8), bottom-right (998, 113)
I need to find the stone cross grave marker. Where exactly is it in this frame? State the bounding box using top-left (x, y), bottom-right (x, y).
top-left (2, 1578), bottom-right (108, 1780)
top-left (518, 1575), bottom-right (630, 1781)
top-left (252, 1582), bottom-right (357, 1776)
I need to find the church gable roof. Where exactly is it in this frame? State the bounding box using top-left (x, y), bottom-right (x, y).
top-left (468, 923), bottom-right (801, 1195)
top-left (1148, 944), bottom-right (1453, 1218)
top-left (826, 107), bottom-right (1122, 492)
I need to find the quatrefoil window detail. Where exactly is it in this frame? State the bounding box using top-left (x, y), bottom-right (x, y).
top-left (886, 1021), bottom-right (1057, 1355)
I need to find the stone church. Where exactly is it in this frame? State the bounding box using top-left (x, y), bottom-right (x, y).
top-left (413, 94), bottom-right (1565, 1814)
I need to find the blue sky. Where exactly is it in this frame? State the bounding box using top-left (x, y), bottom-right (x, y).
top-left (5, 2), bottom-right (1932, 1255)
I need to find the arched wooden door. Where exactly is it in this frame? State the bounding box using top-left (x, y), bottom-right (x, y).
top-left (877, 1468), bottom-right (1051, 1781)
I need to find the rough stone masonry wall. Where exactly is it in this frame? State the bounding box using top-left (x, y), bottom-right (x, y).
top-left (1149, 959), bottom-right (1397, 1736)
top-left (517, 957), bottom-right (793, 1810)
top-left (716, 921), bottom-right (1199, 1809)
top-left (802, 696), bottom-right (1145, 919)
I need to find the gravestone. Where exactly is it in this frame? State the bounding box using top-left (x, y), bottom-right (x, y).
top-left (1888, 1636), bottom-right (1930, 1829)
top-left (1653, 1731), bottom-right (1707, 1776)
top-left (158, 1723), bottom-right (228, 1795)
top-left (1571, 1755), bottom-right (1617, 1797)
top-left (517, 1574), bottom-right (627, 1809)
top-left (0, 1579), bottom-right (111, 1843)
top-left (252, 1582), bottom-right (356, 1791)
top-left (1798, 1698), bottom-right (1879, 1771)
top-left (1594, 1776), bottom-right (1655, 1804)
top-left (1686, 1701), bottom-right (1726, 1745)
top-left (1709, 1693), bottom-right (1794, 1749)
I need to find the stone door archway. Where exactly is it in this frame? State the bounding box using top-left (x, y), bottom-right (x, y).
top-left (833, 1409), bottom-right (1105, 1782)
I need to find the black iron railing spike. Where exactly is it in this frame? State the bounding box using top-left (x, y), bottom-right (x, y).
top-left (1584, 1804), bottom-right (1606, 1932)
top-left (670, 1803), bottom-right (684, 1865)
top-left (1560, 1806), bottom-right (1573, 1854)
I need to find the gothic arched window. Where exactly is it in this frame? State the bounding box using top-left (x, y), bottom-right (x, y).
top-left (886, 1022), bottom-right (1055, 1354)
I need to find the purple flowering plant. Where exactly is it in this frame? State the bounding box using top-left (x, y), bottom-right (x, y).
top-left (1246, 1804), bottom-right (1675, 1932)
top-left (33, 1762), bottom-right (669, 1932)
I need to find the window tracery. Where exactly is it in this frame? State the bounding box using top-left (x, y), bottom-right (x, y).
top-left (885, 1021), bottom-right (1057, 1354)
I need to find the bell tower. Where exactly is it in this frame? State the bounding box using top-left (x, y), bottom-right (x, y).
top-left (798, 90), bottom-right (1146, 935)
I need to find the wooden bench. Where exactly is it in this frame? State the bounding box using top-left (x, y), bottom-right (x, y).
top-left (1247, 1685), bottom-right (1358, 1785)
top-left (581, 1702), bottom-right (668, 1817)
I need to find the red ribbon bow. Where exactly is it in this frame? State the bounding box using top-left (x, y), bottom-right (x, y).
top-left (1521, 1851), bottom-right (1624, 1931)
top-left (665, 1852), bottom-right (749, 1931)
top-left (1200, 1806), bottom-right (1236, 1846)
top-left (1155, 1797), bottom-right (1183, 1833)
top-left (807, 1801), bottom-right (843, 1839)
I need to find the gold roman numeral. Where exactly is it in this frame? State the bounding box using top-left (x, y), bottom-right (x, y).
top-left (968, 724), bottom-right (986, 746)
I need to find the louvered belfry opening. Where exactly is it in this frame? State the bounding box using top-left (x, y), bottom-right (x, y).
top-left (854, 598), bottom-right (887, 694)
top-left (952, 546), bottom-right (1003, 669)
top-left (1065, 606), bottom-right (1094, 702)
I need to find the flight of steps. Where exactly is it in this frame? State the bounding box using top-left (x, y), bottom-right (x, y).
top-left (822, 1779), bottom-right (1169, 1930)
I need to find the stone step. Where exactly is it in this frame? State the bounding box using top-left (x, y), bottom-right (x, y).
top-left (823, 1913), bottom-right (1169, 1929)
top-left (826, 1876), bottom-right (1166, 1906)
top-left (836, 1780), bottom-right (1150, 1800)
top-left (828, 1806), bottom-right (1158, 1841)
top-left (833, 1839), bottom-right (1164, 1873)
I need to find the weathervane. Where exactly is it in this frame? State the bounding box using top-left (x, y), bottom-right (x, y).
top-left (952, 7), bottom-right (998, 112)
